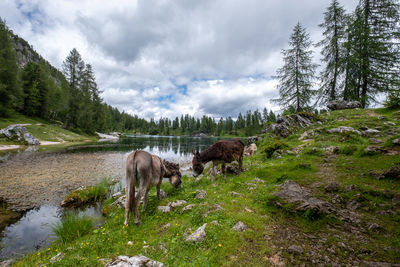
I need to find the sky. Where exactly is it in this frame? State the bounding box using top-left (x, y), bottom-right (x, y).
top-left (0, 0), bottom-right (358, 120)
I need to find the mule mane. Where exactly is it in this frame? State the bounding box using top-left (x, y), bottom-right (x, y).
top-left (163, 160), bottom-right (180, 176)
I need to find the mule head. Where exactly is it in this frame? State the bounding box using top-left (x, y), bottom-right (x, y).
top-left (163, 160), bottom-right (182, 188)
top-left (191, 149), bottom-right (204, 177)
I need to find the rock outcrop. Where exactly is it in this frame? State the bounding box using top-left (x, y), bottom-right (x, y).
top-left (0, 124), bottom-right (39, 145)
top-left (327, 100), bottom-right (362, 110)
top-left (262, 113), bottom-right (318, 138)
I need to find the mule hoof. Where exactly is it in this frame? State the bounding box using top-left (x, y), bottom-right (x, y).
top-left (134, 221), bottom-right (141, 225)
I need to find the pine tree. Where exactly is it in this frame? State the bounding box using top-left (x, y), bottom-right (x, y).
top-left (274, 23), bottom-right (318, 112)
top-left (346, 0), bottom-right (400, 107)
top-left (316, 0), bottom-right (348, 104)
top-left (62, 48), bottom-right (85, 130)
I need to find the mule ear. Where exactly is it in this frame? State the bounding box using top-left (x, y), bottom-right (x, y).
top-left (192, 149), bottom-right (196, 155)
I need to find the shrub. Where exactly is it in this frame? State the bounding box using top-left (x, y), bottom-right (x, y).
top-left (52, 212), bottom-right (94, 243)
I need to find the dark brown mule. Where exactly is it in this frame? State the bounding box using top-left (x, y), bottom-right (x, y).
top-left (192, 138), bottom-right (244, 180)
top-left (124, 150), bottom-right (181, 225)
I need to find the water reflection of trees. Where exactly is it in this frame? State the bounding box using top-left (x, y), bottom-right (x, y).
top-left (67, 136), bottom-right (244, 156)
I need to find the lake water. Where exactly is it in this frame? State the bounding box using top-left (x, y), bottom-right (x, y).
top-left (0, 135), bottom-right (229, 260)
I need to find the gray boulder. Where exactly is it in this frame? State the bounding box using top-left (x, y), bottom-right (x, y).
top-left (327, 100), bottom-right (362, 110)
top-left (392, 138), bottom-right (400, 145)
top-left (105, 255), bottom-right (166, 267)
top-left (0, 124), bottom-right (39, 145)
top-left (232, 221), bottom-right (247, 232)
top-left (186, 223), bottom-right (207, 242)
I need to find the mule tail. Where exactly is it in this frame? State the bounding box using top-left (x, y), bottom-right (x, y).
top-left (124, 151), bottom-right (138, 225)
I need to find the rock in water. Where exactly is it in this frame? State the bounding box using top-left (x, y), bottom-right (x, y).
top-left (105, 255), bottom-right (166, 267)
top-left (186, 223), bottom-right (207, 242)
top-left (327, 100), bottom-right (362, 110)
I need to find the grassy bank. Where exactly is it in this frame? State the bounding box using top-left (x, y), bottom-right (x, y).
top-left (0, 113), bottom-right (98, 147)
top-left (14, 108), bottom-right (400, 266)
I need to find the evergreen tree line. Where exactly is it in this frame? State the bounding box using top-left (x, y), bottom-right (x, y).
top-left (0, 19), bottom-right (277, 136)
top-left (275, 0), bottom-right (400, 112)
top-left (149, 108), bottom-right (277, 137)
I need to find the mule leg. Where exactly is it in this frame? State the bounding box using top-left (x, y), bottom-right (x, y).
top-left (124, 153), bottom-right (136, 225)
top-left (156, 182), bottom-right (161, 200)
top-left (238, 154), bottom-right (243, 174)
top-left (211, 162), bottom-right (217, 181)
top-left (222, 162), bottom-right (226, 178)
top-left (134, 187), bottom-right (144, 225)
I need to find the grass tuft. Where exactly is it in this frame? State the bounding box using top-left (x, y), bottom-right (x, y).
top-left (52, 212), bottom-right (94, 243)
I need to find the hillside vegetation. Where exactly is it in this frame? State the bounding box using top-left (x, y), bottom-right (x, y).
top-left (14, 108), bottom-right (400, 266)
top-left (0, 112), bottom-right (97, 147)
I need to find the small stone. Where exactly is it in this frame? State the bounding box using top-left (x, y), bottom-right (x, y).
top-left (332, 194), bottom-right (344, 204)
top-left (50, 252), bottom-right (65, 263)
top-left (181, 204), bottom-right (196, 212)
top-left (253, 178), bottom-right (265, 183)
top-left (105, 255), bottom-right (166, 267)
top-left (287, 245), bottom-right (304, 254)
top-left (112, 191), bottom-right (123, 198)
top-left (369, 138), bottom-right (383, 144)
top-left (346, 200), bottom-right (361, 211)
top-left (344, 184), bottom-right (358, 192)
top-left (195, 190), bottom-right (207, 199)
top-left (186, 223), bottom-right (207, 242)
top-left (393, 193), bottom-right (400, 205)
top-left (368, 223), bottom-right (382, 232)
top-left (211, 220), bottom-right (220, 226)
top-left (392, 138), bottom-right (400, 145)
top-left (230, 191), bottom-right (242, 197)
top-left (232, 221), bottom-right (247, 232)
top-left (161, 223), bottom-right (171, 230)
top-left (127, 241), bottom-right (133, 245)
top-left (384, 121), bottom-right (396, 126)
top-left (244, 207), bottom-right (254, 213)
top-left (157, 206), bottom-right (171, 213)
top-left (159, 189), bottom-right (167, 199)
top-left (169, 200), bottom-right (187, 208)
top-left (325, 182), bottom-right (339, 192)
top-left (268, 254), bottom-right (285, 267)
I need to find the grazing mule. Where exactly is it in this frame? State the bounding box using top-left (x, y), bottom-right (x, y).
top-left (192, 139), bottom-right (244, 180)
top-left (124, 150), bottom-right (181, 225)
top-left (244, 143), bottom-right (257, 156)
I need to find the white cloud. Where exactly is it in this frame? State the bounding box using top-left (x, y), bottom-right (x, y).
top-left (0, 0), bottom-right (358, 119)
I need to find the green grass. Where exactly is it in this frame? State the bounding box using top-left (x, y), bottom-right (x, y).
top-left (14, 108), bottom-right (400, 266)
top-left (63, 178), bottom-right (112, 208)
top-left (52, 212), bottom-right (94, 244)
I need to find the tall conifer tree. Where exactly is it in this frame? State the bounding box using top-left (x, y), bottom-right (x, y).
top-left (316, 0), bottom-right (348, 104)
top-left (274, 23), bottom-right (318, 112)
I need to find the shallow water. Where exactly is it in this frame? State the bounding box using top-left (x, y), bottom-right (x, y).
top-left (0, 135), bottom-right (228, 260)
